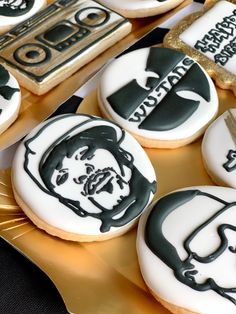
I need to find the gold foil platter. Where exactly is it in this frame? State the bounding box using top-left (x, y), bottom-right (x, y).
top-left (0, 85), bottom-right (236, 313)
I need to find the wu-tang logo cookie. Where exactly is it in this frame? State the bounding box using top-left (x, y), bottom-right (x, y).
top-left (98, 47), bottom-right (218, 148)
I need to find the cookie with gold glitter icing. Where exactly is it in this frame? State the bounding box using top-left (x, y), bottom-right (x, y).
top-left (0, 0), bottom-right (131, 95)
top-left (164, 0), bottom-right (236, 96)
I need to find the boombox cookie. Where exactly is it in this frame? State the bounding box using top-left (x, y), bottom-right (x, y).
top-left (164, 0), bottom-right (236, 95)
top-left (12, 114), bottom-right (156, 242)
top-left (202, 109), bottom-right (236, 188)
top-left (0, 0), bottom-right (46, 34)
top-left (137, 186), bottom-right (236, 314)
top-left (0, 65), bottom-right (21, 135)
top-left (97, 0), bottom-right (185, 18)
top-left (98, 47), bottom-right (218, 148)
top-left (0, 0), bottom-right (131, 95)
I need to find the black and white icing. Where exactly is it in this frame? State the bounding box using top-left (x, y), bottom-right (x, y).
top-left (12, 114), bottom-right (156, 237)
top-left (0, 0), bottom-right (45, 29)
top-left (0, 64), bottom-right (20, 134)
top-left (137, 186), bottom-right (236, 314)
top-left (202, 109), bottom-right (236, 189)
top-left (96, 0), bottom-right (185, 17)
top-left (180, 1), bottom-right (236, 76)
top-left (98, 47), bottom-right (218, 142)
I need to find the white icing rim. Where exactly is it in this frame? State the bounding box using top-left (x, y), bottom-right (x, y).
top-left (137, 186), bottom-right (236, 314)
top-left (98, 0), bottom-right (182, 11)
top-left (99, 47), bottom-right (219, 141)
top-left (12, 114), bottom-right (156, 236)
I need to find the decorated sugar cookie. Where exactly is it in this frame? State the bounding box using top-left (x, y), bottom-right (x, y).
top-left (98, 47), bottom-right (218, 148)
top-left (137, 186), bottom-right (236, 314)
top-left (0, 64), bottom-right (21, 135)
top-left (96, 0), bottom-right (185, 18)
top-left (0, 0), bottom-right (131, 95)
top-left (202, 109), bottom-right (236, 188)
top-left (0, 0), bottom-right (46, 34)
top-left (164, 0), bottom-right (236, 95)
top-left (12, 114), bottom-right (156, 242)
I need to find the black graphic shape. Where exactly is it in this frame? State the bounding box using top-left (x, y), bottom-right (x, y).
top-left (75, 7), bottom-right (110, 28)
top-left (23, 115), bottom-right (156, 233)
top-left (14, 43), bottom-right (51, 66)
top-left (145, 189), bottom-right (236, 305)
top-left (107, 48), bottom-right (211, 131)
top-left (0, 0), bottom-right (34, 17)
top-left (0, 65), bottom-right (19, 105)
top-left (37, 21), bottom-right (90, 52)
top-left (223, 150), bottom-right (236, 172)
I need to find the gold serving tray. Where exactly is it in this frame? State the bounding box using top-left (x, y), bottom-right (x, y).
top-left (0, 86), bottom-right (235, 313)
top-left (2, 1), bottom-right (234, 313)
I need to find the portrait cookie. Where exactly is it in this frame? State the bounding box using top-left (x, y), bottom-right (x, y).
top-left (164, 0), bottom-right (236, 95)
top-left (96, 0), bottom-right (185, 18)
top-left (98, 47), bottom-right (218, 148)
top-left (0, 0), bottom-right (46, 34)
top-left (0, 64), bottom-right (21, 135)
top-left (0, 0), bottom-right (131, 95)
top-left (12, 114), bottom-right (157, 242)
top-left (137, 186), bottom-right (236, 314)
top-left (202, 109), bottom-right (236, 188)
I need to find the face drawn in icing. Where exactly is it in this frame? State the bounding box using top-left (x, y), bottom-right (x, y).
top-left (0, 65), bottom-right (20, 115)
top-left (24, 115), bottom-right (156, 233)
top-left (49, 146), bottom-right (132, 213)
top-left (0, 0), bottom-right (34, 16)
top-left (145, 189), bottom-right (236, 305)
top-left (106, 48), bottom-right (210, 131)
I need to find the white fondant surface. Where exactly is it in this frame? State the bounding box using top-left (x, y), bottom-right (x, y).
top-left (98, 47), bottom-right (218, 141)
top-left (0, 69), bottom-right (21, 134)
top-left (202, 109), bottom-right (236, 188)
top-left (97, 0), bottom-right (183, 12)
top-left (0, 0), bottom-right (46, 28)
top-left (137, 186), bottom-right (236, 314)
top-left (180, 1), bottom-right (236, 76)
top-left (12, 114), bottom-right (156, 236)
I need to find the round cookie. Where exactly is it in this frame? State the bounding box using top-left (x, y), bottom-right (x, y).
top-left (12, 114), bottom-right (157, 242)
top-left (98, 47), bottom-right (219, 148)
top-left (0, 0), bottom-right (46, 34)
top-left (0, 64), bottom-right (21, 135)
top-left (97, 0), bottom-right (185, 18)
top-left (137, 186), bottom-right (236, 314)
top-left (202, 109), bottom-right (236, 188)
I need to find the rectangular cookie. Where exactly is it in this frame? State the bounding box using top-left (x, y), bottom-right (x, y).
top-left (164, 0), bottom-right (236, 95)
top-left (0, 0), bottom-right (131, 95)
